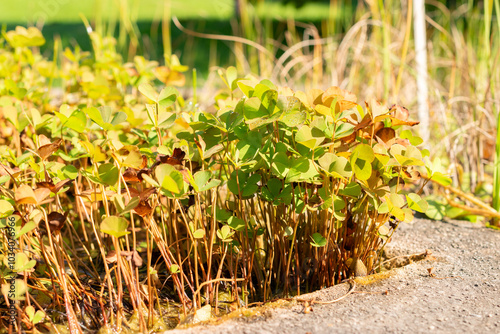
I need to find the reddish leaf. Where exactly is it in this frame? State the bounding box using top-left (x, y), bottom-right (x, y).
top-left (123, 168), bottom-right (141, 183)
top-left (375, 128), bottom-right (396, 148)
top-left (137, 168), bottom-right (151, 180)
top-left (353, 114), bottom-right (373, 132)
top-left (134, 202), bottom-right (153, 217)
top-left (157, 148), bottom-right (186, 166)
top-left (140, 155), bottom-right (148, 169)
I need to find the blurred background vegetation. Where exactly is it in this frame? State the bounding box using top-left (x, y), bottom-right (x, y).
top-left (2, 0), bottom-right (499, 223)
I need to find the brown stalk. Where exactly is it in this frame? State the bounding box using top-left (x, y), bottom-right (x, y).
top-left (423, 174), bottom-right (498, 215)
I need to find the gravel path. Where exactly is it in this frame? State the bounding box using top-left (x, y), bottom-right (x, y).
top-left (167, 218), bottom-right (500, 334)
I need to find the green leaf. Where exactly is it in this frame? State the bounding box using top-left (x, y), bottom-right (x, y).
top-left (237, 79), bottom-right (256, 97)
top-left (296, 125), bottom-right (325, 149)
top-left (318, 153), bottom-right (352, 178)
top-left (17, 222), bottom-right (36, 239)
top-left (389, 193), bottom-right (405, 208)
top-left (425, 200), bottom-right (447, 220)
top-left (110, 111), bottom-right (127, 126)
top-left (26, 306), bottom-right (45, 325)
top-left (100, 216), bottom-right (130, 238)
top-left (400, 130), bottom-right (423, 146)
top-left (236, 139), bottom-right (259, 162)
top-left (169, 264), bottom-right (180, 274)
top-left (194, 171), bottom-right (221, 192)
top-left (243, 97), bottom-right (266, 120)
top-left (271, 152), bottom-right (290, 178)
top-left (139, 83), bottom-right (159, 102)
top-left (225, 66), bottom-right (238, 89)
top-left (193, 229), bottom-right (205, 239)
top-left (430, 172), bottom-right (452, 187)
top-left (0, 200), bottom-right (14, 218)
top-left (122, 196), bottom-right (141, 214)
top-left (13, 253), bottom-right (36, 272)
top-left (340, 182), bottom-right (362, 198)
top-left (61, 165), bottom-right (78, 180)
top-left (85, 107), bottom-right (106, 129)
top-left (310, 233), bottom-right (327, 247)
top-left (281, 108), bottom-right (307, 127)
top-left (64, 109), bottom-right (87, 133)
top-left (158, 86), bottom-right (178, 107)
top-left (286, 157), bottom-right (320, 183)
top-left (1, 279), bottom-right (26, 301)
top-left (98, 163), bottom-right (119, 186)
top-left (210, 206), bottom-right (232, 222)
top-left (227, 216), bottom-right (246, 231)
top-left (351, 144), bottom-right (375, 181)
top-left (157, 111), bottom-right (177, 129)
top-left (4, 26), bottom-right (45, 47)
top-left (122, 150), bottom-right (143, 169)
top-left (156, 164), bottom-right (184, 194)
top-left (334, 123), bottom-right (355, 139)
top-left (228, 171), bottom-right (261, 198)
top-left (217, 225), bottom-right (234, 242)
top-left (406, 193), bottom-right (428, 213)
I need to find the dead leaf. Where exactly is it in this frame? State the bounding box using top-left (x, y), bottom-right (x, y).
top-left (402, 169), bottom-right (421, 182)
top-left (390, 104), bottom-right (410, 121)
top-left (38, 134), bottom-right (52, 147)
top-left (375, 128), bottom-right (396, 148)
top-left (106, 250), bottom-right (118, 264)
top-left (390, 117), bottom-right (420, 127)
top-left (123, 167), bottom-right (151, 183)
top-left (36, 179), bottom-right (72, 193)
top-left (156, 148), bottom-right (186, 166)
top-left (139, 188), bottom-right (156, 202)
top-left (323, 86), bottom-right (357, 111)
top-left (140, 155), bottom-right (148, 169)
top-left (353, 114), bottom-right (373, 132)
top-left (41, 211), bottom-right (67, 234)
top-left (134, 202), bottom-right (153, 217)
top-left (0, 164), bottom-right (22, 178)
top-left (15, 185), bottom-right (51, 205)
top-left (106, 250), bottom-right (143, 268)
top-left (38, 138), bottom-right (62, 160)
top-left (123, 168), bottom-right (141, 183)
top-left (131, 250), bottom-right (143, 267)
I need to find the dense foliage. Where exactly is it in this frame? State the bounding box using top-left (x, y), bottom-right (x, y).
top-left (0, 27), bottom-right (435, 332)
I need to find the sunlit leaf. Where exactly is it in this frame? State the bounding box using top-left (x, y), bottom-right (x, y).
top-left (100, 216), bottom-right (130, 238)
top-left (138, 83), bottom-right (159, 102)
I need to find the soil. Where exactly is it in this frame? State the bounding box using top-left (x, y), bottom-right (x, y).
top-left (166, 218), bottom-right (500, 334)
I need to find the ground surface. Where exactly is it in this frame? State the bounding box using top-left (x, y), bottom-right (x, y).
top-left (167, 218), bottom-right (500, 334)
